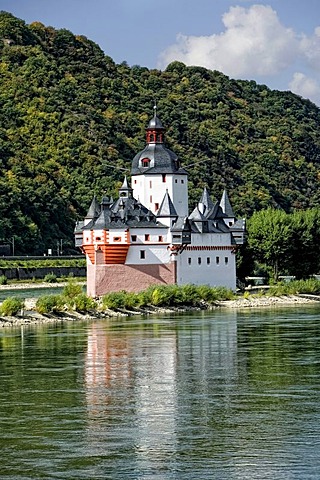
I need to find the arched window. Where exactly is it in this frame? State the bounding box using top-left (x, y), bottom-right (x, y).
top-left (141, 158), bottom-right (150, 168)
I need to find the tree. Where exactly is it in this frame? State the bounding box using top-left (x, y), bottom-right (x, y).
top-left (247, 208), bottom-right (292, 281)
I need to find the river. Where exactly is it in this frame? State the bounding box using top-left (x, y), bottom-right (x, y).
top-left (1, 306), bottom-right (320, 479)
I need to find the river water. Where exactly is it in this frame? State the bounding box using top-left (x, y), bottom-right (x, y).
top-left (1, 306), bottom-right (320, 479)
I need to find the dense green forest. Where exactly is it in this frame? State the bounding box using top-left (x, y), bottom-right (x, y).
top-left (1, 11), bottom-right (320, 256)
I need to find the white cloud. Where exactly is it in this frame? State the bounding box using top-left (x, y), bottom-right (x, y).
top-left (300, 27), bottom-right (320, 71)
top-left (289, 72), bottom-right (320, 105)
top-left (158, 5), bottom-right (298, 77)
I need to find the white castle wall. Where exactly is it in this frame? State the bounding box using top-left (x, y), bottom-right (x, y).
top-left (132, 173), bottom-right (188, 217)
top-left (176, 232), bottom-right (236, 289)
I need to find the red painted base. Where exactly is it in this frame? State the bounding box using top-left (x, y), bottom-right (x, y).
top-left (87, 262), bottom-right (176, 297)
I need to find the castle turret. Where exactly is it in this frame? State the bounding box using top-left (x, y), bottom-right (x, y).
top-left (131, 107), bottom-right (188, 217)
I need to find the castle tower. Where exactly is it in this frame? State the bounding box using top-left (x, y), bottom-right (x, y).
top-left (131, 107), bottom-right (188, 217)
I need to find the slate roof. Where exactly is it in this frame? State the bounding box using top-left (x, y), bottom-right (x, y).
top-left (83, 195), bottom-right (166, 230)
top-left (220, 189), bottom-right (235, 218)
top-left (85, 196), bottom-right (100, 220)
top-left (199, 187), bottom-right (215, 213)
top-left (131, 143), bottom-right (187, 176)
top-left (157, 191), bottom-right (178, 217)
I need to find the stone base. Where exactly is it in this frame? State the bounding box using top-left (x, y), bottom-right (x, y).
top-left (87, 263), bottom-right (176, 297)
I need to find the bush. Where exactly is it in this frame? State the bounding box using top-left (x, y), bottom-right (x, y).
top-left (0, 297), bottom-right (24, 316)
top-left (44, 272), bottom-right (58, 283)
top-left (102, 290), bottom-right (140, 310)
top-left (69, 293), bottom-right (96, 312)
top-left (268, 278), bottom-right (320, 296)
top-left (63, 280), bottom-right (83, 299)
top-left (0, 275), bottom-right (7, 285)
top-left (36, 295), bottom-right (64, 314)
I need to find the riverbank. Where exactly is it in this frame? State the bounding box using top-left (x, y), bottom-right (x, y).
top-left (0, 293), bottom-right (319, 328)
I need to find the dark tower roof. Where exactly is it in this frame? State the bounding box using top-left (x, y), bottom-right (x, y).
top-left (85, 196), bottom-right (100, 220)
top-left (157, 191), bottom-right (178, 217)
top-left (131, 109), bottom-right (187, 176)
top-left (220, 189), bottom-right (235, 218)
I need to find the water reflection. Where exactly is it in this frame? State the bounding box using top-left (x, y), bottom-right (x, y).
top-left (1, 307), bottom-right (320, 479)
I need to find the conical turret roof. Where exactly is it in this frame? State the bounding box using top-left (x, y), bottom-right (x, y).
top-left (157, 191), bottom-right (178, 217)
top-left (85, 196), bottom-right (100, 220)
top-left (220, 189), bottom-right (235, 218)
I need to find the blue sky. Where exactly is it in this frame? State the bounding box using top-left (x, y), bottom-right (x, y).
top-left (2, 0), bottom-right (320, 104)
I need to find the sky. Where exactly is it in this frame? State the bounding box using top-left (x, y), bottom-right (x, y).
top-left (1, 0), bottom-right (320, 105)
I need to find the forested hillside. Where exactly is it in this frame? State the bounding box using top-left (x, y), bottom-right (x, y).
top-left (1, 11), bottom-right (320, 255)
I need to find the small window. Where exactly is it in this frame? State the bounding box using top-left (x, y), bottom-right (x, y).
top-left (145, 234), bottom-right (150, 241)
top-left (225, 257), bottom-right (229, 265)
top-left (207, 257), bottom-right (210, 265)
top-left (229, 221), bottom-right (233, 226)
top-left (149, 181), bottom-right (152, 188)
top-left (140, 250), bottom-right (146, 259)
top-left (113, 236), bottom-right (121, 242)
top-left (198, 257), bottom-right (202, 265)
top-left (150, 195), bottom-right (152, 203)
top-left (96, 237), bottom-right (101, 241)
top-left (175, 179), bottom-right (178, 183)
top-left (134, 179), bottom-right (137, 184)
top-left (150, 134), bottom-right (154, 142)
top-left (158, 235), bottom-right (163, 242)
top-left (181, 179), bottom-right (184, 184)
top-left (155, 203), bottom-right (159, 211)
top-left (162, 174), bottom-right (166, 183)
top-left (131, 235), bottom-right (137, 242)
top-left (216, 256), bottom-right (220, 265)
top-left (188, 257), bottom-right (192, 265)
top-left (142, 158), bottom-right (150, 167)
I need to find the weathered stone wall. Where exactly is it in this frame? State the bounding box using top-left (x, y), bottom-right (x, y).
top-left (87, 263), bottom-right (175, 297)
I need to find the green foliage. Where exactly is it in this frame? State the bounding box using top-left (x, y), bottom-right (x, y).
top-left (268, 279), bottom-right (320, 296)
top-left (0, 296), bottom-right (24, 316)
top-left (0, 275), bottom-right (7, 285)
top-left (1, 12), bottom-right (320, 256)
top-left (44, 273), bottom-right (57, 283)
top-left (62, 280), bottom-right (83, 299)
top-left (102, 284), bottom-right (234, 311)
top-left (0, 259), bottom-right (86, 268)
top-left (247, 208), bottom-right (292, 281)
top-left (35, 294), bottom-right (63, 314)
top-left (67, 293), bottom-right (96, 312)
top-left (102, 290), bottom-right (140, 310)
top-left (247, 207), bottom-right (320, 280)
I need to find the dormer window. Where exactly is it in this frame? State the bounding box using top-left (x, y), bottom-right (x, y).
top-left (142, 158), bottom-right (150, 168)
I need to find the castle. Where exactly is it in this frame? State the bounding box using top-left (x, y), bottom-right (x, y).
top-left (75, 109), bottom-right (245, 297)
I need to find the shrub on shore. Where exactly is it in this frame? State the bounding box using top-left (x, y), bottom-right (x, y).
top-left (62, 280), bottom-right (83, 299)
top-left (0, 275), bottom-right (7, 285)
top-left (67, 293), bottom-right (97, 312)
top-left (101, 284), bottom-right (235, 311)
top-left (0, 297), bottom-right (24, 316)
top-left (267, 278), bottom-right (320, 296)
top-left (36, 295), bottom-right (64, 314)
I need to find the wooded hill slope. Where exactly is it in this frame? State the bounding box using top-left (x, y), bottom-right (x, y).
top-left (1, 11), bottom-right (320, 255)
